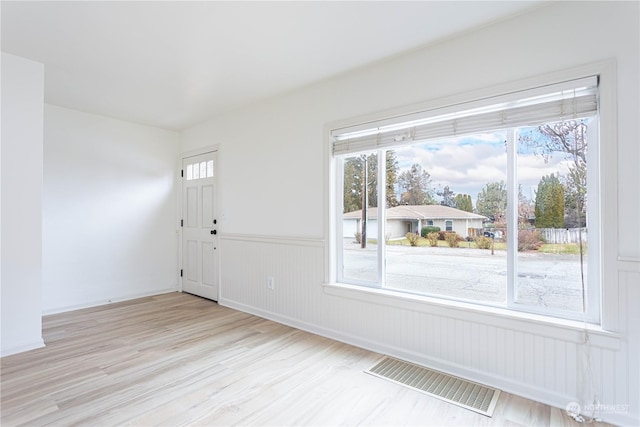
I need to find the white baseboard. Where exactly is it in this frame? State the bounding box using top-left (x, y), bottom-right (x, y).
top-left (42, 287), bottom-right (178, 315)
top-left (1, 338), bottom-right (45, 358)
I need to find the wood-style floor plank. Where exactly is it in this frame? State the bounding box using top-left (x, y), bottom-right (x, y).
top-left (0, 292), bottom-right (611, 426)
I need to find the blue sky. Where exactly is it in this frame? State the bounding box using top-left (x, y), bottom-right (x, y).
top-left (394, 130), bottom-right (574, 205)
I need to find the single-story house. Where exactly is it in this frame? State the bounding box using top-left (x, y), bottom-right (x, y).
top-left (343, 205), bottom-right (488, 239)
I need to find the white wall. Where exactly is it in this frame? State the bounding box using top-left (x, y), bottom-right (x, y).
top-left (179, 2), bottom-right (639, 425)
top-left (1, 53), bottom-right (45, 356)
top-left (43, 105), bottom-right (179, 313)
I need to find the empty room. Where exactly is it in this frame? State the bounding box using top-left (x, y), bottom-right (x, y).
top-left (1, 1), bottom-right (638, 426)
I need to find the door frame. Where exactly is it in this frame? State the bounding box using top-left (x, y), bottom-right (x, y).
top-left (177, 145), bottom-right (220, 299)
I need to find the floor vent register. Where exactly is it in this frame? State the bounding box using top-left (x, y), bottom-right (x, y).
top-left (366, 356), bottom-right (501, 417)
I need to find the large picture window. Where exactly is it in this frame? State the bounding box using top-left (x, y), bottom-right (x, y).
top-left (333, 76), bottom-right (600, 323)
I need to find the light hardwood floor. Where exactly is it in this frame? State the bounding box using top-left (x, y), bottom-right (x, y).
top-left (1, 292), bottom-right (609, 426)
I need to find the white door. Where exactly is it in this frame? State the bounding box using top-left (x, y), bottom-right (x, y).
top-left (182, 151), bottom-right (218, 300)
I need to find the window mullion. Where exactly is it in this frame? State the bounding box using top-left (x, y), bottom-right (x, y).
top-left (336, 157), bottom-right (346, 284)
top-left (378, 150), bottom-right (386, 287)
top-left (586, 118), bottom-right (601, 324)
top-left (506, 128), bottom-right (518, 307)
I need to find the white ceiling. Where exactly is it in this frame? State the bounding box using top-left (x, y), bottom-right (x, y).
top-left (1, 1), bottom-right (544, 131)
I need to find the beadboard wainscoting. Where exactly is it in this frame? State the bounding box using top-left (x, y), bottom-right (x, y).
top-left (219, 234), bottom-right (326, 323)
top-left (218, 234), bottom-right (638, 425)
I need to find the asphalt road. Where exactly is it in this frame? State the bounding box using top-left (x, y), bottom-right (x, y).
top-left (342, 240), bottom-right (587, 312)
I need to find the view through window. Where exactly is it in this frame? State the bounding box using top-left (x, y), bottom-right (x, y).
top-left (335, 79), bottom-right (599, 322)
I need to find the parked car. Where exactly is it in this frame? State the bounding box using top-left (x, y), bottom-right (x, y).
top-left (483, 230), bottom-right (504, 241)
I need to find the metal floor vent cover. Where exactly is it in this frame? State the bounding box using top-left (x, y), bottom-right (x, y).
top-left (366, 357), bottom-right (501, 417)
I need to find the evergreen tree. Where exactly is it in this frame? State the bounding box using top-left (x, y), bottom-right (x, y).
top-left (368, 150), bottom-right (399, 208)
top-left (342, 155), bottom-right (364, 213)
top-left (454, 193), bottom-right (473, 212)
top-left (465, 194), bottom-right (473, 212)
top-left (342, 151), bottom-right (399, 213)
top-left (476, 181), bottom-right (507, 223)
top-left (534, 174), bottom-right (565, 228)
top-left (562, 160), bottom-right (587, 228)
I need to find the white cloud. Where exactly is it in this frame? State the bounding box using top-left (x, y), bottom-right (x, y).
top-left (393, 134), bottom-right (574, 202)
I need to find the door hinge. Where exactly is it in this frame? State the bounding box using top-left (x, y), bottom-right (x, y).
top-left (181, 219), bottom-right (183, 227)
top-left (181, 169), bottom-right (184, 177)
top-left (180, 269), bottom-right (183, 277)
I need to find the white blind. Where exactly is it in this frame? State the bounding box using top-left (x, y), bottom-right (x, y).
top-left (332, 76), bottom-right (598, 156)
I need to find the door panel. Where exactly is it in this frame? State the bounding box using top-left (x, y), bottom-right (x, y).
top-left (186, 187), bottom-right (197, 227)
top-left (186, 240), bottom-right (197, 281)
top-left (202, 185), bottom-right (214, 226)
top-left (182, 151), bottom-right (218, 300)
top-left (202, 242), bottom-right (215, 286)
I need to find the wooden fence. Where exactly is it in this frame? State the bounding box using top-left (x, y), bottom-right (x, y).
top-left (537, 227), bottom-right (587, 244)
top-left (471, 227), bottom-right (587, 244)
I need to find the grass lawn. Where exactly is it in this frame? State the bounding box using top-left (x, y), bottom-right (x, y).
top-left (539, 243), bottom-right (587, 255)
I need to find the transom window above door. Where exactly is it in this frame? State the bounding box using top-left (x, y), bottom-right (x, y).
top-left (185, 160), bottom-right (214, 181)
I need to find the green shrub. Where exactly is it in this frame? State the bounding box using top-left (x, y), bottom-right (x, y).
top-left (474, 236), bottom-right (493, 249)
top-left (426, 232), bottom-right (439, 247)
top-left (405, 232), bottom-right (420, 247)
top-left (445, 232), bottom-right (461, 248)
top-left (420, 226), bottom-right (441, 238)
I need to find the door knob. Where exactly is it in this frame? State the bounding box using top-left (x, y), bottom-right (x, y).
top-left (211, 230), bottom-right (217, 235)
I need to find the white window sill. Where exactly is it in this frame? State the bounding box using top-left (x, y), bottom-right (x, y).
top-left (322, 282), bottom-right (621, 350)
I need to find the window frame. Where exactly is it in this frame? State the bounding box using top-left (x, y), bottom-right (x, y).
top-left (326, 61), bottom-right (618, 328)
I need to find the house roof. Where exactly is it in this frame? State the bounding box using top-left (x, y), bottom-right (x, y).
top-left (343, 205), bottom-right (488, 221)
